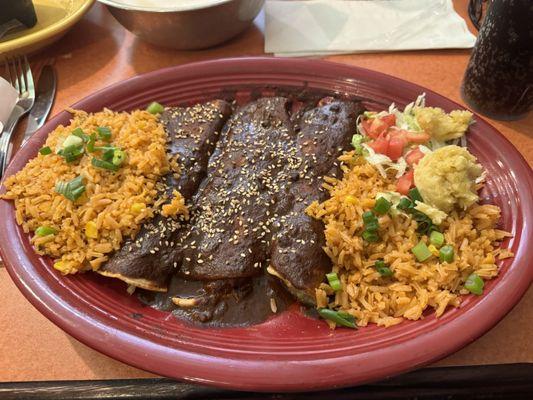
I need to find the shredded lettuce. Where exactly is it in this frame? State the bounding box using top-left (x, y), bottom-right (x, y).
top-left (418, 145), bottom-right (433, 155)
top-left (362, 144), bottom-right (407, 179)
top-left (362, 144), bottom-right (390, 178)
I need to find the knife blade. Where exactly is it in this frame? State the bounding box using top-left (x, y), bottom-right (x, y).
top-left (21, 65), bottom-right (56, 145)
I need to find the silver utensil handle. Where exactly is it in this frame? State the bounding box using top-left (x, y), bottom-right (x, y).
top-left (0, 107), bottom-right (25, 179)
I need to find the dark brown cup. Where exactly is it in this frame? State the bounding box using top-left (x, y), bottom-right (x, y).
top-left (461, 0), bottom-right (533, 121)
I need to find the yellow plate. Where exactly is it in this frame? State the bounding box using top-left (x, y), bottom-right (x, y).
top-left (0, 0), bottom-right (95, 57)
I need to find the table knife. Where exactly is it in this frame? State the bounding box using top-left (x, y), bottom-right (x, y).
top-left (21, 65), bottom-right (56, 145)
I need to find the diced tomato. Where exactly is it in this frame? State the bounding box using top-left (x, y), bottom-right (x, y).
top-left (360, 119), bottom-right (373, 136)
top-left (405, 147), bottom-right (426, 166)
top-left (367, 118), bottom-right (389, 138)
top-left (396, 170), bottom-right (414, 195)
top-left (388, 127), bottom-right (431, 144)
top-left (387, 136), bottom-right (406, 161)
top-left (405, 131), bottom-right (431, 144)
top-left (381, 113), bottom-right (396, 127)
top-left (387, 127), bottom-right (407, 139)
top-left (368, 136), bottom-right (389, 155)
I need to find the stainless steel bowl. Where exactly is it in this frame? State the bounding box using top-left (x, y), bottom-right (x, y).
top-left (98, 0), bottom-right (264, 50)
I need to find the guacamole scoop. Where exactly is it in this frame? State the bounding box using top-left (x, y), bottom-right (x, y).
top-left (414, 145), bottom-right (483, 213)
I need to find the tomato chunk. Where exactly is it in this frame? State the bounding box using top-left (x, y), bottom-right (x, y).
top-left (360, 119), bottom-right (373, 136)
top-left (367, 118), bottom-right (389, 138)
top-left (388, 127), bottom-right (431, 144)
top-left (405, 131), bottom-right (431, 144)
top-left (396, 170), bottom-right (414, 195)
top-left (405, 147), bottom-right (426, 166)
top-left (387, 136), bottom-right (406, 161)
top-left (368, 137), bottom-right (389, 155)
top-left (381, 113), bottom-right (396, 127)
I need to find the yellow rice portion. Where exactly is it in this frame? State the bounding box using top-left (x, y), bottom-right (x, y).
top-left (1, 108), bottom-right (173, 274)
top-left (307, 151), bottom-right (512, 328)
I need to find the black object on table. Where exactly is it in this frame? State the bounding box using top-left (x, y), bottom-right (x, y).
top-left (0, 363), bottom-right (532, 400)
top-left (0, 0), bottom-right (37, 28)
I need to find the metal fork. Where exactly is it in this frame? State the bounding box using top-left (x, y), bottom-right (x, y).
top-left (0, 56), bottom-right (35, 178)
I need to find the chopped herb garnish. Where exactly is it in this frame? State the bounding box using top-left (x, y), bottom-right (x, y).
top-left (61, 134), bottom-right (84, 149)
top-left (397, 197), bottom-right (412, 211)
top-left (112, 149), bottom-right (127, 166)
top-left (72, 128), bottom-right (90, 142)
top-left (439, 245), bottom-right (454, 263)
top-left (375, 260), bottom-right (393, 277)
top-left (318, 308), bottom-right (357, 329)
top-left (412, 241), bottom-right (433, 262)
top-left (429, 231), bottom-right (445, 247)
top-left (101, 147), bottom-right (116, 162)
top-left (55, 175), bottom-right (85, 201)
top-left (465, 273), bottom-right (484, 295)
top-left (362, 230), bottom-right (379, 242)
top-left (146, 101), bottom-right (164, 115)
top-left (91, 157), bottom-right (119, 171)
top-left (362, 210), bottom-right (380, 242)
top-left (408, 187), bottom-right (423, 203)
top-left (59, 143), bottom-right (85, 163)
top-left (39, 146), bottom-right (52, 155)
top-left (326, 272), bottom-right (342, 291)
top-left (96, 126), bottom-right (112, 142)
top-left (396, 196), bottom-right (439, 235)
top-left (373, 196), bottom-right (392, 215)
top-left (362, 211), bottom-right (376, 224)
top-left (35, 226), bottom-right (58, 236)
top-left (86, 133), bottom-right (96, 153)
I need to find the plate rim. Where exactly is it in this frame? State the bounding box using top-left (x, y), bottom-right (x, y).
top-left (1, 57), bottom-right (532, 392)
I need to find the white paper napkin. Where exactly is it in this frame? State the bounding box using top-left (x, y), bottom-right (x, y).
top-left (0, 77), bottom-right (19, 132)
top-left (265, 0), bottom-right (476, 57)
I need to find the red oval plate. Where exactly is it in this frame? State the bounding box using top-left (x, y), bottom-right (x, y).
top-left (1, 58), bottom-right (532, 392)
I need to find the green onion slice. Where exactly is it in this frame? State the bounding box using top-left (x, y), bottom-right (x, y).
top-left (465, 273), bottom-right (484, 295)
top-left (439, 245), bottom-right (454, 263)
top-left (86, 133), bottom-right (96, 153)
top-left (326, 272), bottom-right (342, 291)
top-left (317, 308), bottom-right (357, 329)
top-left (430, 231), bottom-right (445, 247)
top-left (364, 220), bottom-right (379, 233)
top-left (61, 134), bottom-right (84, 150)
top-left (55, 175), bottom-right (85, 201)
top-left (39, 146), bottom-right (52, 155)
top-left (408, 187), bottom-right (423, 203)
top-left (72, 128), bottom-right (90, 142)
top-left (102, 148), bottom-right (115, 162)
top-left (35, 226), bottom-right (58, 237)
top-left (362, 211), bottom-right (377, 224)
top-left (373, 196), bottom-right (392, 215)
top-left (412, 241), bottom-right (432, 262)
top-left (397, 197), bottom-right (412, 211)
top-left (96, 126), bottom-right (112, 142)
top-left (362, 230), bottom-right (379, 243)
top-left (374, 260), bottom-right (393, 277)
top-left (91, 157), bottom-right (119, 171)
top-left (59, 143), bottom-right (85, 163)
top-left (112, 149), bottom-right (127, 166)
top-left (146, 101), bottom-right (164, 115)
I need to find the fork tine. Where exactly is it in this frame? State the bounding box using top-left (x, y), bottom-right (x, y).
top-left (3, 58), bottom-right (9, 85)
top-left (9, 57), bottom-right (19, 93)
top-left (16, 56), bottom-right (25, 94)
top-left (8, 57), bottom-right (20, 94)
top-left (4, 57), bottom-right (13, 87)
top-left (23, 55), bottom-right (34, 96)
